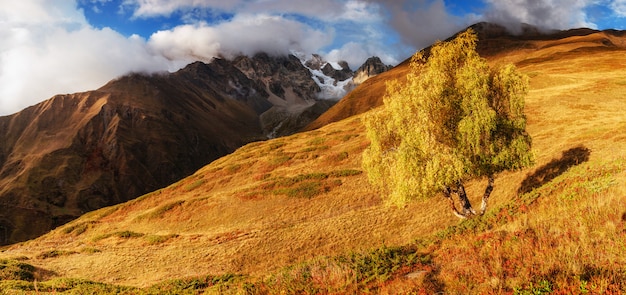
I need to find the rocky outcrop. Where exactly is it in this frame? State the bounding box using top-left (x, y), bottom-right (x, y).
top-left (353, 56), bottom-right (393, 85)
top-left (233, 53), bottom-right (320, 101)
top-left (321, 61), bottom-right (353, 84)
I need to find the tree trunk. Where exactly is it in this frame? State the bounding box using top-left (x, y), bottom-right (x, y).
top-left (443, 186), bottom-right (466, 219)
top-left (456, 181), bottom-right (476, 216)
top-left (443, 176), bottom-right (495, 218)
top-left (479, 175), bottom-right (495, 215)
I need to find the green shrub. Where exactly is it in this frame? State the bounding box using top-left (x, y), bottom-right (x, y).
top-left (38, 278), bottom-right (137, 293)
top-left (115, 231), bottom-right (144, 239)
top-left (270, 154), bottom-right (292, 166)
top-left (264, 245), bottom-right (426, 294)
top-left (184, 179), bottom-right (207, 192)
top-left (273, 182), bottom-right (323, 199)
top-left (149, 200), bottom-right (185, 219)
top-left (330, 169), bottom-right (363, 177)
top-left (145, 234), bottom-right (179, 245)
top-left (514, 280), bottom-right (553, 295)
top-left (144, 274), bottom-right (240, 294)
top-left (81, 247), bottom-right (102, 254)
top-left (226, 164), bottom-right (241, 174)
top-left (329, 151), bottom-right (349, 162)
top-left (307, 137), bottom-right (326, 146)
top-left (93, 230), bottom-right (144, 242)
top-left (0, 259), bottom-right (36, 281)
top-left (339, 245), bottom-right (423, 288)
top-left (36, 250), bottom-right (78, 259)
top-left (63, 221), bottom-right (94, 235)
top-left (268, 141), bottom-right (286, 151)
top-left (0, 280), bottom-right (35, 291)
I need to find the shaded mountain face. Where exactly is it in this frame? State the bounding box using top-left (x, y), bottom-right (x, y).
top-left (233, 52), bottom-right (391, 137)
top-left (0, 61), bottom-right (272, 244)
top-left (353, 56), bottom-right (393, 85)
top-left (0, 52), bottom-right (390, 245)
top-left (233, 53), bottom-right (327, 137)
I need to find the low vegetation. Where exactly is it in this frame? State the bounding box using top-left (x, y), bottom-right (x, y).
top-left (92, 230), bottom-right (144, 242)
top-left (144, 234), bottom-right (179, 245)
top-left (0, 259), bottom-right (35, 281)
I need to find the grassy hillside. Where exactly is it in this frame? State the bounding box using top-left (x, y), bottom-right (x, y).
top-left (303, 60), bottom-right (410, 131)
top-left (1, 30), bottom-right (626, 293)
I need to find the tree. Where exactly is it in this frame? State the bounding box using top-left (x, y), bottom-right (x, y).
top-left (362, 29), bottom-right (534, 218)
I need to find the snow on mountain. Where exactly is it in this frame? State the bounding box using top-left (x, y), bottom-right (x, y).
top-left (326, 61), bottom-right (344, 70)
top-left (293, 52), bottom-right (355, 100)
top-left (308, 68), bottom-right (354, 99)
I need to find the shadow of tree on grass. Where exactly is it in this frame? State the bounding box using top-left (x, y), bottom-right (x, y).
top-left (518, 146), bottom-right (591, 195)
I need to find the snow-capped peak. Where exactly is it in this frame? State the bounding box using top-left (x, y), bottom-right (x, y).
top-left (292, 52), bottom-right (354, 100)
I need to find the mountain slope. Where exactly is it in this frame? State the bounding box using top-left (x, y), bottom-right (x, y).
top-left (0, 61), bottom-right (270, 245)
top-left (304, 22), bottom-right (626, 131)
top-left (0, 51), bottom-right (390, 245)
top-left (1, 24), bottom-right (626, 293)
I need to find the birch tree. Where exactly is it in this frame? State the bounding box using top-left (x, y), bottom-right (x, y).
top-left (362, 29), bottom-right (534, 218)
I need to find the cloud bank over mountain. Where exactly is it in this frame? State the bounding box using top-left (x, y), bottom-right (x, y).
top-left (148, 14), bottom-right (334, 61)
top-left (1, 0), bottom-right (624, 115)
top-left (0, 1), bottom-right (174, 115)
top-left (483, 0), bottom-right (598, 33)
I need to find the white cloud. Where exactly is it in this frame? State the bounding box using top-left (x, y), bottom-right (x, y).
top-left (363, 0), bottom-right (471, 51)
top-left (149, 14), bottom-right (334, 61)
top-left (241, 0), bottom-right (345, 20)
top-left (124, 0), bottom-right (242, 18)
top-left (125, 0), bottom-right (368, 21)
top-left (0, 0), bottom-right (175, 116)
top-left (0, 0), bottom-right (86, 25)
top-left (484, 0), bottom-right (598, 32)
top-left (611, 0), bottom-right (626, 17)
top-left (324, 41), bottom-right (397, 69)
top-left (341, 0), bottom-right (382, 22)
top-left (148, 24), bottom-right (221, 62)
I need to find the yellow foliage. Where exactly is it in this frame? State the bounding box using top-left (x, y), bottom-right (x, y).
top-left (363, 29), bottom-right (533, 206)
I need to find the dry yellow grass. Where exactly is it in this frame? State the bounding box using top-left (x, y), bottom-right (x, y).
top-left (1, 30), bottom-right (626, 293)
top-left (1, 115), bottom-right (459, 287)
top-left (410, 32), bottom-right (626, 293)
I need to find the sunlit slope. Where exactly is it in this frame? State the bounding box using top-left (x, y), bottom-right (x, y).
top-left (2, 28), bottom-right (626, 291)
top-left (1, 115), bottom-right (460, 287)
top-left (402, 38), bottom-right (626, 293)
top-left (306, 26), bottom-right (626, 131)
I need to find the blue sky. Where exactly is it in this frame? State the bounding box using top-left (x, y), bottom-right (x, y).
top-left (2, 0), bottom-right (626, 115)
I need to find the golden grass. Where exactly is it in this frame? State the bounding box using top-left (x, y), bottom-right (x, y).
top-left (0, 114), bottom-right (457, 288)
top-left (2, 32), bottom-right (626, 293)
top-left (410, 42), bottom-right (626, 294)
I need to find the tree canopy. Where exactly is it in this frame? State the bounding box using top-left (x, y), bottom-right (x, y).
top-left (362, 29), bottom-right (534, 211)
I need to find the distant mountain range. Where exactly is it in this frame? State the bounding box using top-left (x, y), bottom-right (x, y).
top-left (0, 52), bottom-right (391, 244)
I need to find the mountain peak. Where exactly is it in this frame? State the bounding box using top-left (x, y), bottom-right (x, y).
top-left (353, 56), bottom-right (392, 85)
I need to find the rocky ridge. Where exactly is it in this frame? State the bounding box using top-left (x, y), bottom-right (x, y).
top-left (353, 56), bottom-right (393, 85)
